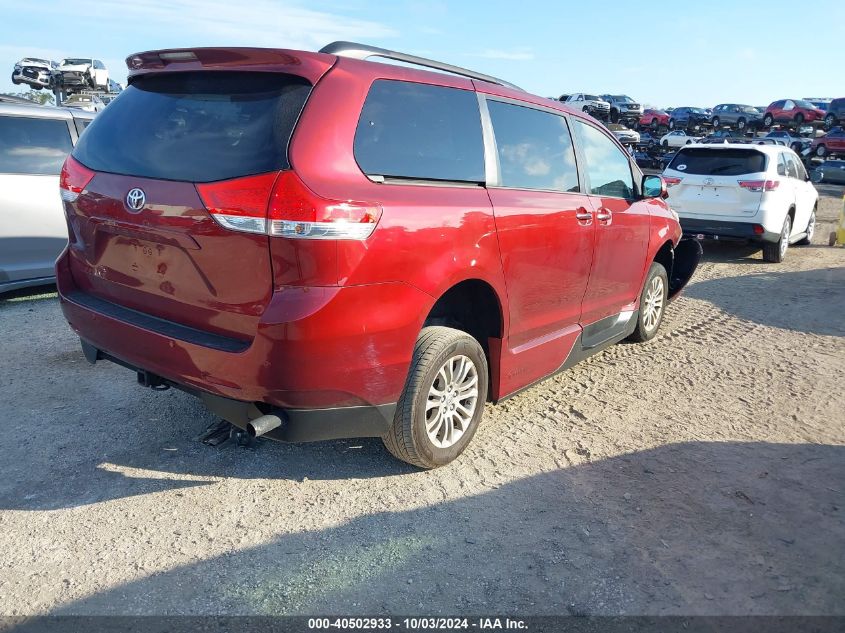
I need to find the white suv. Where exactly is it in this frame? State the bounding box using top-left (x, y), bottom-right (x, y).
top-left (663, 144), bottom-right (818, 262)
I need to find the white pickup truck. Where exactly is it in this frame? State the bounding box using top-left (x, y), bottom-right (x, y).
top-left (559, 93), bottom-right (610, 120)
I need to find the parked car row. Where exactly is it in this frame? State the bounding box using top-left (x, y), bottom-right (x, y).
top-left (12, 56), bottom-right (111, 92)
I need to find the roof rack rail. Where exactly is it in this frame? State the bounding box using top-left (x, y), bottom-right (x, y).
top-left (319, 41), bottom-right (524, 92)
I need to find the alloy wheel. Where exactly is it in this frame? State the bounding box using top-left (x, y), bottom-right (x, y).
top-left (424, 355), bottom-right (479, 449)
top-left (643, 276), bottom-right (665, 332)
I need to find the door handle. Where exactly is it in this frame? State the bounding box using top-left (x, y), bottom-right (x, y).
top-left (575, 207), bottom-right (593, 223)
top-left (596, 208), bottom-right (613, 224)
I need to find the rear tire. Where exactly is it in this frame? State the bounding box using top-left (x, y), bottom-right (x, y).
top-left (794, 113), bottom-right (804, 126)
top-left (816, 144), bottom-right (827, 157)
top-left (382, 326), bottom-right (488, 469)
top-left (712, 117), bottom-right (720, 128)
top-left (737, 118), bottom-right (746, 131)
top-left (797, 210), bottom-right (815, 245)
top-left (762, 215), bottom-right (792, 263)
top-left (824, 114), bottom-right (836, 129)
top-left (763, 114), bottom-right (774, 128)
top-left (669, 119), bottom-right (676, 130)
top-left (627, 263), bottom-right (669, 343)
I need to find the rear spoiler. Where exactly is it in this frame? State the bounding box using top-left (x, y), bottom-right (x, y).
top-left (125, 47), bottom-right (335, 84)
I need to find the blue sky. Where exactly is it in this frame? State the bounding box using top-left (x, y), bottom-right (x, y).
top-left (1, 0), bottom-right (842, 108)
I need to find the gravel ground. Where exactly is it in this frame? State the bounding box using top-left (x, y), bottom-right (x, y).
top-left (0, 187), bottom-right (843, 617)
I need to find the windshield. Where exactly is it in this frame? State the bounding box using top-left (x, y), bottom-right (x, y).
top-left (613, 95), bottom-right (633, 103)
top-left (668, 148), bottom-right (767, 175)
top-left (740, 106), bottom-right (758, 113)
top-left (62, 58), bottom-right (91, 66)
top-left (688, 108), bottom-right (707, 114)
top-left (794, 100), bottom-right (816, 109)
top-left (584, 95), bottom-right (600, 101)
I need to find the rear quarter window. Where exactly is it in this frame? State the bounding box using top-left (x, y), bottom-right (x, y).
top-left (72, 71), bottom-right (311, 182)
top-left (354, 80), bottom-right (484, 182)
top-left (668, 148), bottom-right (767, 176)
top-left (0, 115), bottom-right (73, 175)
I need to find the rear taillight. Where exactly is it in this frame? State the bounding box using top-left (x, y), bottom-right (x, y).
top-left (197, 171), bottom-right (382, 240)
top-left (664, 177), bottom-right (683, 187)
top-left (738, 179), bottom-right (779, 192)
top-left (59, 156), bottom-right (94, 202)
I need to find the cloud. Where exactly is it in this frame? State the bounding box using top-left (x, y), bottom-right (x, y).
top-left (23, 0), bottom-right (398, 51)
top-left (473, 48), bottom-right (534, 61)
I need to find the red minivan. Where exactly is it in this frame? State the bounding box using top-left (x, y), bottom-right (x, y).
top-left (57, 43), bottom-right (700, 468)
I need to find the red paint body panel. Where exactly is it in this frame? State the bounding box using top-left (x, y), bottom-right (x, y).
top-left (65, 173), bottom-right (272, 340)
top-left (639, 109), bottom-right (670, 127)
top-left (765, 100), bottom-right (825, 124)
top-left (580, 195), bottom-right (652, 325)
top-left (58, 45), bottom-right (690, 422)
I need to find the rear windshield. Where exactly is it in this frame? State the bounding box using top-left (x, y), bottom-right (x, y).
top-left (668, 148), bottom-right (767, 175)
top-left (72, 71), bottom-right (311, 182)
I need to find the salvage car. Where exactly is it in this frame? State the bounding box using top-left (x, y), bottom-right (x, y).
top-left (601, 95), bottom-right (643, 125)
top-left (559, 93), bottom-right (610, 119)
top-left (0, 102), bottom-right (94, 293)
top-left (663, 144), bottom-right (817, 262)
top-left (639, 108), bottom-right (670, 130)
top-left (810, 159), bottom-right (845, 184)
top-left (710, 104), bottom-right (762, 131)
top-left (811, 127), bottom-right (845, 158)
top-left (63, 94), bottom-right (106, 113)
top-left (56, 58), bottom-right (109, 90)
top-left (822, 98), bottom-right (844, 129)
top-left (607, 122), bottom-right (640, 144)
top-left (763, 99), bottom-right (825, 128)
top-left (57, 42), bottom-right (699, 468)
top-left (11, 58), bottom-right (56, 90)
top-left (660, 130), bottom-right (702, 147)
top-left (765, 130), bottom-right (812, 154)
top-left (668, 107), bottom-right (710, 131)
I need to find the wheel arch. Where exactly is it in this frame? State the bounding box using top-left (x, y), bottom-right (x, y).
top-left (651, 238), bottom-right (702, 300)
top-left (423, 278), bottom-right (505, 348)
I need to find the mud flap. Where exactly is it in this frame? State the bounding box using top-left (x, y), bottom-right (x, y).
top-left (669, 238), bottom-right (702, 299)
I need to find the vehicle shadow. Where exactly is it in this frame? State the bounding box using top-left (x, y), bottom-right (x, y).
top-left (0, 379), bottom-right (416, 511)
top-left (16, 441), bottom-right (844, 617)
top-left (698, 241), bottom-right (763, 264)
top-left (685, 265), bottom-right (845, 336)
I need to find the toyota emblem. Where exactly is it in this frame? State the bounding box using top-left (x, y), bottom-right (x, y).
top-left (126, 188), bottom-right (146, 212)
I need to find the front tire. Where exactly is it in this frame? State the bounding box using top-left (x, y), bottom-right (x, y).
top-left (712, 116), bottom-right (720, 128)
top-left (824, 114), bottom-right (836, 129)
top-left (669, 119), bottom-right (676, 130)
top-left (763, 114), bottom-right (774, 128)
top-left (737, 118), bottom-right (747, 131)
top-left (763, 215), bottom-right (792, 263)
top-left (816, 144), bottom-right (827, 158)
top-left (794, 113), bottom-right (805, 126)
top-left (383, 326), bottom-right (488, 469)
top-left (628, 263), bottom-right (668, 342)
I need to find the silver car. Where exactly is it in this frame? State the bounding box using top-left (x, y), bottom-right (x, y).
top-left (0, 102), bottom-right (94, 293)
top-left (11, 58), bottom-right (57, 90)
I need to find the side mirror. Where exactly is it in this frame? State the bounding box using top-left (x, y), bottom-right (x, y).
top-left (642, 174), bottom-right (668, 199)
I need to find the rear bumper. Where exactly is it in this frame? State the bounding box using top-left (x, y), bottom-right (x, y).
top-left (57, 250), bottom-right (431, 415)
top-left (79, 339), bottom-right (394, 441)
top-left (680, 217), bottom-right (778, 242)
